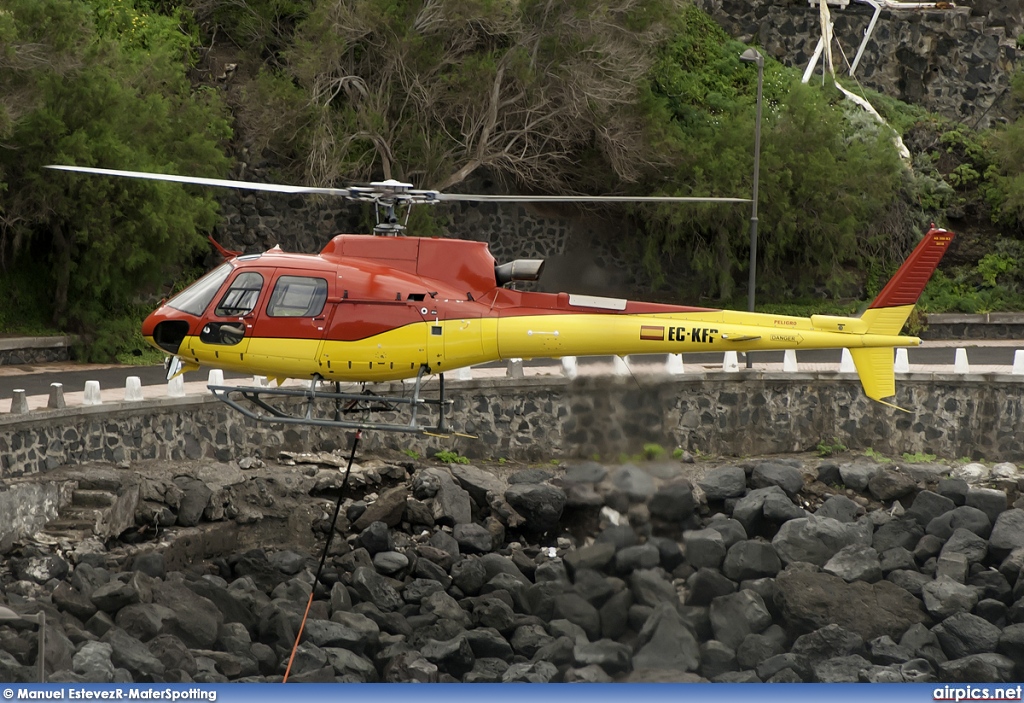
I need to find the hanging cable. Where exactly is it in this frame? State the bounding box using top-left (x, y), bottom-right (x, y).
top-left (282, 429), bottom-right (362, 683)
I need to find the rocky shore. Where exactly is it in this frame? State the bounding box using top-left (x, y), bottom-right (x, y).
top-left (3, 447), bottom-right (1024, 683)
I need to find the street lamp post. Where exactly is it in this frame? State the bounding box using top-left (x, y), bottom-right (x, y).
top-left (0, 606), bottom-right (45, 683)
top-left (740, 48), bottom-right (764, 369)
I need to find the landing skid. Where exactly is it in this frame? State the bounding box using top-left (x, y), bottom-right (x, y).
top-left (208, 367), bottom-right (458, 435)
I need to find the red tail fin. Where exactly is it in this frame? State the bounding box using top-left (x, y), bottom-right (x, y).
top-left (869, 226), bottom-right (954, 309)
top-left (208, 235), bottom-right (242, 260)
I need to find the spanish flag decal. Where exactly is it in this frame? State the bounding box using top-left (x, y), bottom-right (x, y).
top-left (640, 325), bottom-right (665, 341)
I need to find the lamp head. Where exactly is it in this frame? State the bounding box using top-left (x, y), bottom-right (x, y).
top-left (740, 48), bottom-right (764, 67)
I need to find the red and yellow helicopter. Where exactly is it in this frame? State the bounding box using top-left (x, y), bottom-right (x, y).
top-left (47, 165), bottom-right (952, 433)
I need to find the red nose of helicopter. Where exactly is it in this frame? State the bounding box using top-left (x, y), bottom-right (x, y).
top-left (143, 261), bottom-right (234, 356)
top-left (142, 305), bottom-right (191, 356)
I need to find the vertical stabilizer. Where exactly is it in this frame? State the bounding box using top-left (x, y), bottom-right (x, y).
top-left (850, 226), bottom-right (953, 406)
top-left (859, 226), bottom-right (954, 336)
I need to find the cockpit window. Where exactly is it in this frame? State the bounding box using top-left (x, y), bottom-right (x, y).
top-left (215, 271), bottom-right (264, 317)
top-left (267, 276), bottom-right (328, 317)
top-left (165, 263), bottom-right (232, 316)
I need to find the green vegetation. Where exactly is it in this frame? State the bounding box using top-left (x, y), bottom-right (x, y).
top-left (434, 449), bottom-right (469, 465)
top-left (0, 0), bottom-right (229, 357)
top-left (863, 447), bottom-right (892, 463)
top-left (402, 449), bottom-right (420, 460)
top-left (642, 443), bottom-right (666, 460)
top-left (672, 448), bottom-right (685, 460)
top-left (635, 7), bottom-right (908, 300)
top-left (817, 439), bottom-right (848, 457)
top-left (902, 451), bottom-right (937, 463)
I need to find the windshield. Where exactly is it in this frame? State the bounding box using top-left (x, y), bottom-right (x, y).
top-left (165, 263), bottom-right (232, 316)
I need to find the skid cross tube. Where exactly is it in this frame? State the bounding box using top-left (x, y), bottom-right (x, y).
top-left (208, 372), bottom-right (452, 434)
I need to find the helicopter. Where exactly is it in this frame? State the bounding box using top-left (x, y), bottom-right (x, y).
top-left (47, 165), bottom-right (952, 434)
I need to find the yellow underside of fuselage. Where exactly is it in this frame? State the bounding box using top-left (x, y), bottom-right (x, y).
top-left (149, 306), bottom-right (919, 384)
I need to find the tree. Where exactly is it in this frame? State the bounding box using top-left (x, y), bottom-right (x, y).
top-left (0, 0), bottom-right (231, 337)
top-left (235, 0), bottom-right (680, 191)
top-left (633, 5), bottom-right (907, 301)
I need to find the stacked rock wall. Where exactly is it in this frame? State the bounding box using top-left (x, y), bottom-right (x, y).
top-left (697, 0), bottom-right (1022, 127)
top-left (3, 373), bottom-right (1024, 479)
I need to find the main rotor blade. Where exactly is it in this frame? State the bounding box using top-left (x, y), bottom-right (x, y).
top-left (436, 193), bottom-right (751, 203)
top-left (46, 165), bottom-right (749, 204)
top-left (45, 165), bottom-right (356, 197)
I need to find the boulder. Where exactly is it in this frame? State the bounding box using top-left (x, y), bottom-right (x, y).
top-left (815, 495), bottom-right (862, 523)
top-left (608, 464), bottom-right (656, 501)
top-left (933, 613), bottom-right (1001, 659)
top-left (504, 484), bottom-right (566, 533)
top-left (697, 466), bottom-right (747, 501)
top-left (649, 480), bottom-right (696, 522)
top-left (450, 464), bottom-right (506, 507)
top-left (772, 516), bottom-right (865, 566)
top-left (709, 590), bottom-right (772, 648)
top-left (632, 603), bottom-right (700, 672)
top-left (822, 544), bottom-right (882, 583)
top-left (989, 509), bottom-right (1024, 560)
top-left (683, 529), bottom-right (726, 569)
top-left (921, 576), bottom-right (980, 620)
top-left (867, 469), bottom-right (916, 502)
top-left (721, 540), bottom-right (782, 581)
top-left (775, 569), bottom-right (928, 640)
top-left (751, 462), bottom-right (804, 498)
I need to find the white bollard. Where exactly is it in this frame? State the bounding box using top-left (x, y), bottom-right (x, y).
top-left (1014, 350), bottom-right (1024, 375)
top-left (124, 376), bottom-right (144, 402)
top-left (895, 348), bottom-right (910, 373)
top-left (83, 380), bottom-right (102, 406)
top-left (561, 356), bottom-right (578, 379)
top-left (208, 369), bottom-right (225, 387)
top-left (11, 389), bottom-right (29, 414)
top-left (954, 348), bottom-right (970, 374)
top-left (454, 366), bottom-right (473, 381)
top-left (723, 351), bottom-right (739, 372)
top-left (253, 375), bottom-right (268, 387)
top-left (839, 348), bottom-right (856, 373)
top-left (506, 358), bottom-right (524, 379)
top-left (612, 355), bottom-right (630, 376)
top-left (782, 349), bottom-right (798, 373)
top-left (48, 382), bottom-right (66, 410)
top-left (665, 354), bottom-right (685, 375)
top-left (167, 375), bottom-right (185, 398)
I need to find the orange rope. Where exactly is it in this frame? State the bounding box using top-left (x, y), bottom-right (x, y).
top-left (282, 429), bottom-right (361, 683)
top-left (282, 591), bottom-right (315, 683)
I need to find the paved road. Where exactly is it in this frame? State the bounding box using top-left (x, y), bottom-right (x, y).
top-left (0, 345), bottom-right (1020, 399)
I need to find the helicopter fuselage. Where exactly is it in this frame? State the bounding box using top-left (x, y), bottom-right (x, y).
top-left (143, 232), bottom-right (925, 385)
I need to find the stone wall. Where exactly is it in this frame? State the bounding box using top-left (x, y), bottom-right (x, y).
top-left (697, 0), bottom-right (1022, 127)
top-left (3, 373), bottom-right (1024, 479)
top-left (0, 336), bottom-right (76, 366)
top-left (921, 313), bottom-right (1024, 340)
